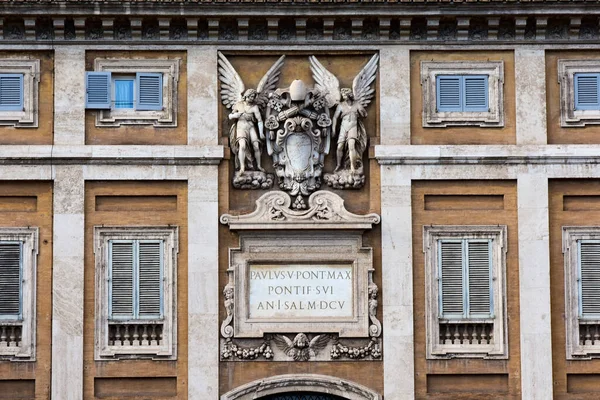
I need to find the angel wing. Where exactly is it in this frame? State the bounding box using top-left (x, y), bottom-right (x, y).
top-left (308, 334), bottom-right (330, 357)
top-left (255, 55), bottom-right (286, 109)
top-left (272, 334), bottom-right (296, 357)
top-left (352, 54), bottom-right (379, 110)
top-left (217, 52), bottom-right (244, 110)
top-left (309, 56), bottom-right (340, 108)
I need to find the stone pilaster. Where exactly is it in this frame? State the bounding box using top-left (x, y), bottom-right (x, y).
top-left (381, 166), bottom-right (415, 400)
top-left (516, 48), bottom-right (547, 145)
top-left (188, 166), bottom-right (220, 399)
top-left (380, 47), bottom-right (410, 145)
top-left (51, 165), bottom-right (85, 400)
top-left (54, 47), bottom-right (86, 145)
top-left (517, 174), bottom-right (553, 400)
top-left (188, 47), bottom-right (219, 146)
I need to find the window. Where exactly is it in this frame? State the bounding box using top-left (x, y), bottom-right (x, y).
top-left (0, 59), bottom-right (39, 128)
top-left (85, 58), bottom-right (179, 127)
top-left (421, 61), bottom-right (504, 127)
top-left (0, 227), bottom-right (37, 361)
top-left (423, 225), bottom-right (507, 359)
top-left (562, 227), bottom-right (600, 359)
top-left (558, 60), bottom-right (600, 127)
top-left (436, 75), bottom-right (488, 112)
top-left (94, 226), bottom-right (178, 360)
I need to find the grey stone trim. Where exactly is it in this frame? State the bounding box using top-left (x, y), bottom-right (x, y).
top-left (0, 58), bottom-right (39, 128)
top-left (221, 374), bottom-right (381, 400)
top-left (93, 226), bottom-right (179, 360)
top-left (420, 60), bottom-right (504, 128)
top-left (0, 227), bottom-right (38, 362)
top-left (92, 58), bottom-right (180, 127)
top-left (423, 225), bottom-right (508, 359)
top-left (563, 226), bottom-right (600, 360)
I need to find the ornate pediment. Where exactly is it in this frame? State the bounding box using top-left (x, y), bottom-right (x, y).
top-left (220, 190), bottom-right (380, 230)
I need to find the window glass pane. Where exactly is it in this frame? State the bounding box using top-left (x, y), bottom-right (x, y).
top-left (114, 79), bottom-right (134, 109)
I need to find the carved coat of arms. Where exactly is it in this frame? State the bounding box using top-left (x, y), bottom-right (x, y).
top-left (218, 53), bottom-right (379, 206)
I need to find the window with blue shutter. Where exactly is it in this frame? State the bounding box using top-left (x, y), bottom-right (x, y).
top-left (135, 72), bottom-right (163, 111)
top-left (109, 239), bottom-right (163, 321)
top-left (436, 75), bottom-right (489, 112)
top-left (574, 73), bottom-right (600, 111)
top-left (439, 239), bottom-right (493, 319)
top-left (578, 240), bottom-right (600, 319)
top-left (0, 74), bottom-right (23, 112)
top-left (0, 242), bottom-right (22, 320)
top-left (85, 71), bottom-right (112, 109)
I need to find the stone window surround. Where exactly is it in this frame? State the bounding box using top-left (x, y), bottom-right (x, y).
top-left (423, 225), bottom-right (508, 359)
top-left (0, 227), bottom-right (38, 362)
top-left (93, 226), bottom-right (178, 360)
top-left (92, 58), bottom-right (179, 127)
top-left (563, 226), bottom-right (600, 360)
top-left (558, 59), bottom-right (600, 127)
top-left (420, 60), bottom-right (504, 128)
top-left (0, 59), bottom-right (40, 128)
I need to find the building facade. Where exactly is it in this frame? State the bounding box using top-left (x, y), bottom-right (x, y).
top-left (0, 1), bottom-right (599, 399)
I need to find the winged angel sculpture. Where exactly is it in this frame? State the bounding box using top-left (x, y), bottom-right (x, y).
top-left (272, 333), bottom-right (330, 361)
top-left (218, 52), bottom-right (285, 189)
top-left (310, 54), bottom-right (379, 189)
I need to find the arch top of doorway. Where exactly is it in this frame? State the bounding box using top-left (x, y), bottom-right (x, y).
top-left (221, 374), bottom-right (382, 400)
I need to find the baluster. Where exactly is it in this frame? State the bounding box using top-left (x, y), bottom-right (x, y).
top-left (158, 326), bottom-right (163, 345)
top-left (9, 326), bottom-right (16, 347)
top-left (150, 325), bottom-right (158, 346)
top-left (443, 324), bottom-right (451, 344)
top-left (472, 324), bottom-right (480, 345)
top-left (132, 325), bottom-right (140, 346)
top-left (114, 325), bottom-right (122, 346)
top-left (462, 324), bottom-right (469, 344)
top-left (488, 324), bottom-right (494, 344)
top-left (481, 324), bottom-right (488, 345)
top-left (16, 327), bottom-right (21, 347)
top-left (453, 324), bottom-right (460, 344)
top-left (585, 325), bottom-right (593, 346)
top-left (0, 326), bottom-right (6, 347)
top-left (123, 325), bottom-right (131, 346)
top-left (141, 325), bottom-right (149, 346)
top-left (594, 325), bottom-right (600, 345)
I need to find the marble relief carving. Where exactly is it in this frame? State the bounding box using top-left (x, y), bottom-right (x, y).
top-left (218, 53), bottom-right (379, 203)
top-left (220, 191), bottom-right (381, 362)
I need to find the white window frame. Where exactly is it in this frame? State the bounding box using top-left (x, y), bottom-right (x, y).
top-left (423, 225), bottom-right (508, 359)
top-left (91, 58), bottom-right (179, 127)
top-left (420, 61), bottom-right (504, 128)
top-left (0, 227), bottom-right (38, 361)
top-left (94, 226), bottom-right (178, 360)
top-left (0, 59), bottom-right (39, 128)
top-left (562, 226), bottom-right (600, 359)
top-left (558, 59), bottom-right (600, 127)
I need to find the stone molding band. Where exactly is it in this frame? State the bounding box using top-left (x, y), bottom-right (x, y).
top-left (221, 374), bottom-right (382, 400)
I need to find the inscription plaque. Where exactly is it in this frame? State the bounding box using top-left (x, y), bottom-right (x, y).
top-left (249, 264), bottom-right (354, 320)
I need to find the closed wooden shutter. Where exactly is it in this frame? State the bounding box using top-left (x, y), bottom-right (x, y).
top-left (436, 76), bottom-right (462, 112)
top-left (579, 241), bottom-right (600, 318)
top-left (464, 76), bottom-right (488, 112)
top-left (440, 241), bottom-right (464, 317)
top-left (135, 72), bottom-right (163, 111)
top-left (110, 241), bottom-right (134, 318)
top-left (0, 243), bottom-right (21, 318)
top-left (85, 71), bottom-right (111, 109)
top-left (0, 74), bottom-right (23, 112)
top-left (575, 73), bottom-right (600, 110)
top-left (138, 241), bottom-right (162, 318)
top-left (467, 240), bottom-right (492, 317)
